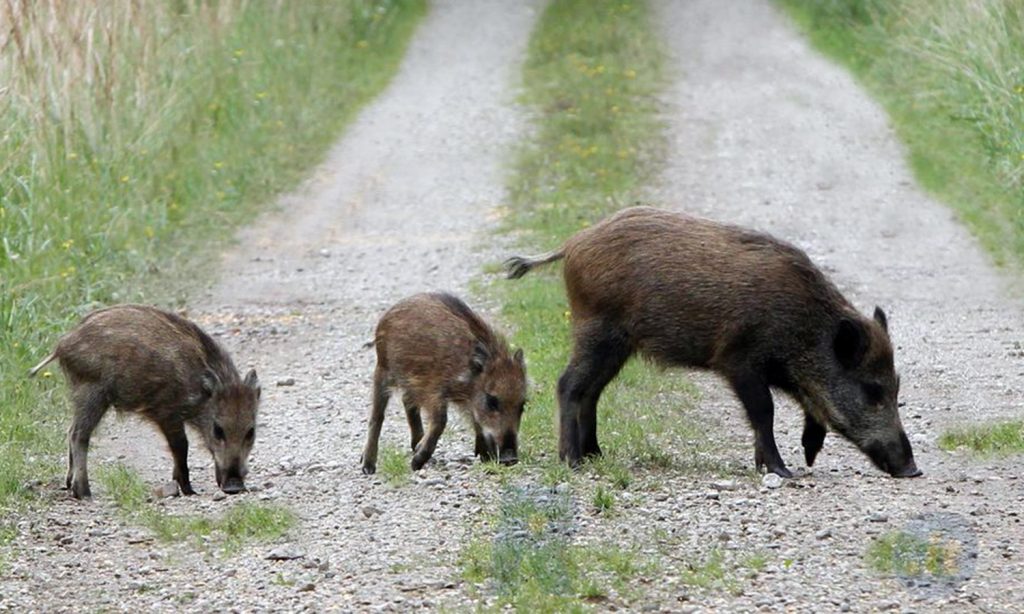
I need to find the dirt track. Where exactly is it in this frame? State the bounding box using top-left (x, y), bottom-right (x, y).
top-left (3, 1), bottom-right (1023, 612)
top-left (1, 1), bottom-right (541, 611)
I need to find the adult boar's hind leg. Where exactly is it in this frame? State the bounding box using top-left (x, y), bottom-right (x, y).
top-left (558, 320), bottom-right (631, 466)
top-left (729, 370), bottom-right (792, 478)
top-left (68, 383), bottom-right (110, 499)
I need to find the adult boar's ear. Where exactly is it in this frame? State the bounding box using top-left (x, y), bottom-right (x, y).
top-left (200, 369), bottom-right (222, 399)
top-left (834, 318), bottom-right (867, 370)
top-left (873, 306), bottom-right (889, 335)
top-left (513, 348), bottom-right (525, 367)
top-left (244, 368), bottom-right (261, 400)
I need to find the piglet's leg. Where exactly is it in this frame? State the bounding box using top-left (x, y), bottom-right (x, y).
top-left (411, 403), bottom-right (448, 471)
top-left (158, 420), bottom-right (194, 495)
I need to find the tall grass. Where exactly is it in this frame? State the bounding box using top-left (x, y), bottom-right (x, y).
top-left (0, 0), bottom-right (425, 508)
top-left (780, 0), bottom-right (1024, 264)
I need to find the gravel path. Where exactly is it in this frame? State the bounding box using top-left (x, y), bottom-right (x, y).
top-left (615, 0), bottom-right (1024, 611)
top-left (4, 1), bottom-right (1023, 612)
top-left (1, 1), bottom-right (540, 611)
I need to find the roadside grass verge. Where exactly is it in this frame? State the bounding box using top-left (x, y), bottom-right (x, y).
top-left (778, 0), bottom-right (1024, 266)
top-left (98, 464), bottom-right (294, 552)
top-left (0, 0), bottom-right (425, 513)
top-left (938, 420), bottom-right (1024, 457)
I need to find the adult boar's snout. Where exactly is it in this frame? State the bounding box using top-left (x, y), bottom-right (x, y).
top-left (221, 476), bottom-right (246, 494)
top-left (890, 460), bottom-right (922, 478)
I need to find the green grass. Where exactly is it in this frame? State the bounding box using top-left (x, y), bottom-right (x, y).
top-left (378, 444), bottom-right (413, 487)
top-left (460, 485), bottom-right (651, 611)
top-left (0, 0), bottom-right (425, 510)
top-left (866, 531), bottom-right (961, 579)
top-left (938, 420), bottom-right (1024, 457)
top-left (778, 0), bottom-right (1024, 265)
top-left (494, 0), bottom-right (715, 487)
top-left (98, 464), bottom-right (295, 552)
top-left (460, 1), bottom-right (725, 608)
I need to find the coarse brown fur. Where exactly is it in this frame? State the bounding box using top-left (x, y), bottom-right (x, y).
top-left (506, 207), bottom-right (919, 478)
top-left (30, 304), bottom-right (261, 499)
top-left (360, 292), bottom-right (526, 474)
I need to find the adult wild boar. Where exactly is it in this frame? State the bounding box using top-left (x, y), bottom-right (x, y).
top-left (361, 292), bottom-right (526, 474)
top-left (506, 206), bottom-right (919, 478)
top-left (30, 304), bottom-right (261, 499)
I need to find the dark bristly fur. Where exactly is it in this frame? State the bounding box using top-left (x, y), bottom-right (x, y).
top-left (31, 304), bottom-right (261, 499)
top-left (360, 292), bottom-right (527, 474)
top-left (505, 207), bottom-right (920, 478)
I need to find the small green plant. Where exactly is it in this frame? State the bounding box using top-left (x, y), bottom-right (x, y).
top-left (592, 485), bottom-right (614, 513)
top-left (680, 549), bottom-right (730, 589)
top-left (938, 421), bottom-right (1024, 457)
top-left (741, 552), bottom-right (769, 575)
top-left (377, 444), bottom-right (412, 486)
top-left (97, 464), bottom-right (295, 551)
top-left (866, 531), bottom-right (961, 578)
top-left (461, 484), bottom-right (648, 611)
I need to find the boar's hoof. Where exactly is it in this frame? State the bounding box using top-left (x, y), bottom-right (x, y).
top-left (71, 482), bottom-right (92, 500)
top-left (766, 465), bottom-right (794, 479)
top-left (361, 463), bottom-right (376, 475)
top-left (410, 454), bottom-right (430, 471)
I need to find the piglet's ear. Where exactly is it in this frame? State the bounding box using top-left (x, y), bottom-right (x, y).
top-left (201, 369), bottom-right (222, 397)
top-left (513, 348), bottom-right (525, 367)
top-left (470, 342), bottom-right (489, 375)
top-left (873, 306), bottom-right (889, 334)
top-left (244, 368), bottom-right (261, 399)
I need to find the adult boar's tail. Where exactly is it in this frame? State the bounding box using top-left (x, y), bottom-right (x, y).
top-left (28, 351), bottom-right (58, 377)
top-left (504, 250), bottom-right (565, 279)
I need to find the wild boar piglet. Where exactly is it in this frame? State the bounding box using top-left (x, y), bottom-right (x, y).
top-left (361, 292), bottom-right (527, 474)
top-left (30, 304), bottom-right (261, 499)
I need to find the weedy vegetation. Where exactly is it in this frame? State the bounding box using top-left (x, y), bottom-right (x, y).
top-left (98, 464), bottom-right (295, 551)
top-left (866, 530), bottom-right (962, 579)
top-left (779, 0), bottom-right (1024, 265)
top-left (460, 485), bottom-right (650, 612)
top-left (0, 0), bottom-right (425, 515)
top-left (377, 444), bottom-right (413, 487)
top-left (938, 420), bottom-right (1024, 457)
